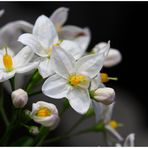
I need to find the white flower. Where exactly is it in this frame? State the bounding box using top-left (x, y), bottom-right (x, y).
top-left (31, 101), bottom-right (60, 129)
top-left (92, 102), bottom-right (123, 142)
top-left (0, 46), bottom-right (39, 82)
top-left (42, 43), bottom-right (109, 114)
top-left (11, 89), bottom-right (28, 108)
top-left (94, 87), bottom-right (115, 105)
top-left (18, 15), bottom-right (83, 78)
top-left (116, 133), bottom-right (135, 147)
top-left (93, 42), bottom-right (122, 67)
top-left (50, 7), bottom-right (91, 51)
top-left (29, 126), bottom-right (40, 136)
top-left (0, 9), bottom-right (4, 17)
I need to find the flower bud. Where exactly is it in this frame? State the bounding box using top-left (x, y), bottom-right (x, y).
top-left (29, 126), bottom-right (40, 136)
top-left (31, 101), bottom-right (60, 129)
top-left (11, 89), bottom-right (28, 108)
top-left (94, 87), bottom-right (115, 105)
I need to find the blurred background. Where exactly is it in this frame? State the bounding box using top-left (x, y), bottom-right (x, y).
top-left (0, 1), bottom-right (148, 146)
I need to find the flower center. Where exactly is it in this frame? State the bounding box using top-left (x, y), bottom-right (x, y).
top-left (3, 47), bottom-right (13, 72)
top-left (100, 73), bottom-right (118, 83)
top-left (36, 107), bottom-right (52, 117)
top-left (68, 74), bottom-right (87, 87)
top-left (108, 120), bottom-right (118, 129)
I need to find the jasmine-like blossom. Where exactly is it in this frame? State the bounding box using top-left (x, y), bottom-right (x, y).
top-left (50, 7), bottom-right (91, 51)
top-left (116, 133), bottom-right (135, 147)
top-left (92, 102), bottom-right (123, 142)
top-left (93, 42), bottom-right (122, 67)
top-left (31, 101), bottom-right (60, 129)
top-left (11, 89), bottom-right (28, 108)
top-left (18, 15), bottom-right (84, 78)
top-left (0, 46), bottom-right (38, 82)
top-left (42, 42), bottom-right (110, 114)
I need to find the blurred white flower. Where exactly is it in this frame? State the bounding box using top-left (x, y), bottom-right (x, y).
top-left (116, 133), bottom-right (135, 147)
top-left (0, 46), bottom-right (38, 82)
top-left (18, 15), bottom-right (84, 78)
top-left (0, 9), bottom-right (4, 17)
top-left (92, 102), bottom-right (123, 142)
top-left (50, 7), bottom-right (91, 51)
top-left (42, 43), bottom-right (109, 114)
top-left (94, 87), bottom-right (115, 105)
top-left (31, 101), bottom-right (60, 129)
top-left (93, 42), bottom-right (122, 67)
top-left (29, 126), bottom-right (40, 136)
top-left (11, 89), bottom-right (28, 108)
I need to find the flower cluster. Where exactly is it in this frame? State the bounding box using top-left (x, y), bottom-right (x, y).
top-left (0, 7), bottom-right (134, 146)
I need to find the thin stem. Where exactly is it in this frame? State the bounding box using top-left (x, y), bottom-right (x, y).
top-left (9, 76), bottom-right (15, 91)
top-left (29, 90), bottom-right (42, 97)
top-left (0, 85), bottom-right (9, 127)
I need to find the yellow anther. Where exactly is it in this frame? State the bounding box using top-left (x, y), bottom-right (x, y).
top-left (100, 73), bottom-right (118, 83)
top-left (68, 74), bottom-right (87, 87)
top-left (108, 120), bottom-right (118, 129)
top-left (48, 47), bottom-right (53, 57)
top-left (3, 47), bottom-right (13, 72)
top-left (36, 107), bottom-right (51, 117)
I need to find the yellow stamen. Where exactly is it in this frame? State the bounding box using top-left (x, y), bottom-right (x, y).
top-left (108, 120), bottom-right (118, 129)
top-left (100, 73), bottom-right (118, 83)
top-left (68, 74), bottom-right (87, 87)
top-left (36, 107), bottom-right (52, 117)
top-left (3, 47), bottom-right (13, 72)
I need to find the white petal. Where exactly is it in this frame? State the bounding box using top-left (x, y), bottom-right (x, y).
top-left (104, 49), bottom-right (122, 67)
top-left (42, 74), bottom-right (69, 99)
top-left (0, 9), bottom-right (4, 17)
top-left (38, 58), bottom-right (54, 78)
top-left (50, 7), bottom-right (69, 29)
top-left (90, 74), bottom-right (101, 91)
top-left (67, 88), bottom-right (91, 114)
top-left (18, 33), bottom-right (47, 57)
top-left (105, 125), bottom-right (123, 141)
top-left (13, 46), bottom-right (34, 67)
top-left (60, 40), bottom-right (83, 60)
top-left (0, 20), bottom-right (33, 53)
top-left (124, 133), bottom-right (135, 146)
top-left (60, 25), bottom-right (91, 51)
top-left (33, 15), bottom-right (58, 49)
top-left (76, 53), bottom-right (105, 78)
top-left (51, 46), bottom-right (75, 78)
top-left (0, 71), bottom-right (15, 82)
top-left (93, 41), bottom-right (110, 57)
top-left (16, 62), bottom-right (39, 73)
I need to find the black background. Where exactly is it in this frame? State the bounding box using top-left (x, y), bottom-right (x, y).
top-left (0, 1), bottom-right (148, 145)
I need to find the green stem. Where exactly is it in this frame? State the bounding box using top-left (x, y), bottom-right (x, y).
top-left (9, 76), bottom-right (15, 91)
top-left (28, 90), bottom-right (42, 97)
top-left (0, 84), bottom-right (9, 127)
top-left (34, 126), bottom-right (50, 146)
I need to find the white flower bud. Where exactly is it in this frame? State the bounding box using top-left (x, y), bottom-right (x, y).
top-left (31, 101), bottom-right (60, 129)
top-left (94, 87), bottom-right (115, 105)
top-left (11, 89), bottom-right (28, 108)
top-left (29, 126), bottom-right (39, 136)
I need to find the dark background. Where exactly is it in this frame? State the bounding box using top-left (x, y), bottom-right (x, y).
top-left (0, 1), bottom-right (148, 146)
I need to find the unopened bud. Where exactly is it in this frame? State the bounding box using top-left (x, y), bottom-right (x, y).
top-left (11, 89), bottom-right (28, 108)
top-left (94, 87), bottom-right (115, 105)
top-left (29, 126), bottom-right (39, 136)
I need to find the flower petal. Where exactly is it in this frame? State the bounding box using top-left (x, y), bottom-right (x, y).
top-left (0, 71), bottom-right (15, 82)
top-left (0, 9), bottom-right (4, 17)
top-left (42, 74), bottom-right (69, 99)
top-left (13, 46), bottom-right (34, 67)
top-left (33, 15), bottom-right (58, 49)
top-left (103, 49), bottom-right (122, 67)
top-left (76, 53), bottom-right (105, 78)
top-left (0, 20), bottom-right (33, 52)
top-left (105, 125), bottom-right (123, 141)
top-left (124, 133), bottom-right (135, 146)
top-left (60, 25), bottom-right (91, 51)
top-left (18, 33), bottom-right (47, 57)
top-left (16, 62), bottom-right (39, 73)
top-left (60, 40), bottom-right (83, 60)
top-left (67, 88), bottom-right (91, 114)
top-left (51, 46), bottom-right (75, 78)
top-left (50, 7), bottom-right (69, 30)
top-left (38, 58), bottom-right (54, 78)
